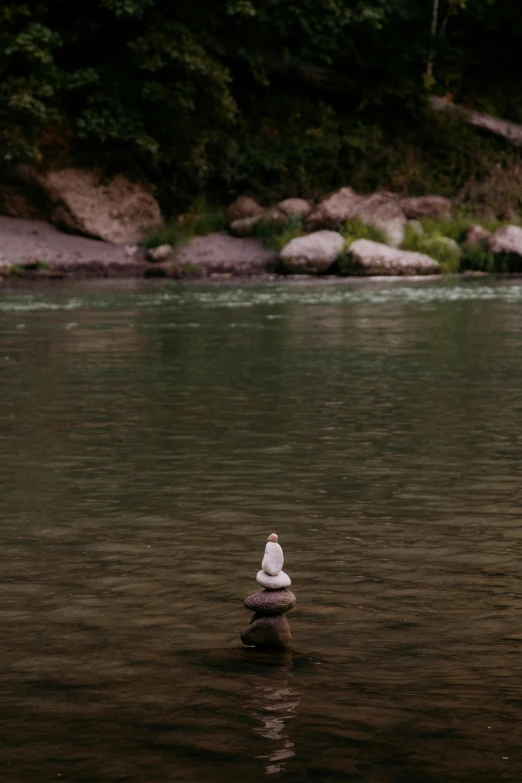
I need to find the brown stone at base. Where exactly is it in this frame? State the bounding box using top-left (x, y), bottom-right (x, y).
top-left (244, 588), bottom-right (296, 616)
top-left (241, 614), bottom-right (291, 648)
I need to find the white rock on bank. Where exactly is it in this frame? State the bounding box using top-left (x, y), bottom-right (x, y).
top-left (280, 230), bottom-right (344, 274)
top-left (277, 198), bottom-right (313, 218)
top-left (256, 570), bottom-right (291, 590)
top-left (306, 188), bottom-right (406, 247)
top-left (262, 541), bottom-right (284, 576)
top-left (488, 224), bottom-right (522, 256)
top-left (346, 239), bottom-right (440, 276)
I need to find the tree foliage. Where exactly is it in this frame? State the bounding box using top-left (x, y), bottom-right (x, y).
top-left (1, 0), bottom-right (521, 209)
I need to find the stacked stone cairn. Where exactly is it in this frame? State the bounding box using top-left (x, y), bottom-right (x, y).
top-left (241, 533), bottom-right (296, 648)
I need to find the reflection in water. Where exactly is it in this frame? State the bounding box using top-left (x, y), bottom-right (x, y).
top-left (242, 653), bottom-right (300, 775)
top-left (250, 682), bottom-right (299, 774)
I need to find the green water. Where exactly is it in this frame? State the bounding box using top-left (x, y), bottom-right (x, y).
top-left (1, 277), bottom-right (522, 782)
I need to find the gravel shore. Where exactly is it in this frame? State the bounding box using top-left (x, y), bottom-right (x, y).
top-left (0, 217), bottom-right (276, 279)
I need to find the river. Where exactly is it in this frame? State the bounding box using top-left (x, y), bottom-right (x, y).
top-left (1, 277), bottom-right (522, 782)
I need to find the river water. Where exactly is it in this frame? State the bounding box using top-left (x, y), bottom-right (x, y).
top-left (1, 277), bottom-right (522, 782)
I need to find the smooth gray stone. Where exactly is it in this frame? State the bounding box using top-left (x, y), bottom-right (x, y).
top-left (244, 588), bottom-right (296, 616)
top-left (256, 569), bottom-right (291, 590)
top-left (261, 541), bottom-right (284, 576)
top-left (241, 614), bottom-right (291, 648)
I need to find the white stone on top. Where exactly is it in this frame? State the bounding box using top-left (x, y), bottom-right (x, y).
top-left (262, 541), bottom-right (284, 576)
top-left (257, 570), bottom-right (291, 590)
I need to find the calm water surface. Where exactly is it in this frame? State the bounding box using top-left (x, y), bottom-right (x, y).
top-left (1, 277), bottom-right (522, 782)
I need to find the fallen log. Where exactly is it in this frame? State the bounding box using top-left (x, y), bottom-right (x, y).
top-left (429, 95), bottom-right (522, 146)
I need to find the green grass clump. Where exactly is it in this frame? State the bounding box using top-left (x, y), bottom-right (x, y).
top-left (334, 218), bottom-right (387, 275)
top-left (255, 214), bottom-right (304, 251)
top-left (418, 215), bottom-right (471, 243)
top-left (402, 222), bottom-right (462, 273)
top-left (144, 198), bottom-right (226, 249)
top-left (460, 244), bottom-right (522, 273)
top-left (341, 217), bottom-right (387, 249)
top-left (403, 216), bottom-right (520, 273)
top-left (419, 214), bottom-right (505, 243)
top-left (3, 264), bottom-right (28, 278)
top-left (2, 260), bottom-right (50, 278)
top-left (460, 243), bottom-right (496, 272)
top-left (403, 214), bottom-right (511, 273)
top-left (422, 237), bottom-right (461, 274)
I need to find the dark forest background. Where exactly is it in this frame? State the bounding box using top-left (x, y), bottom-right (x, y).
top-left (2, 0), bottom-right (522, 212)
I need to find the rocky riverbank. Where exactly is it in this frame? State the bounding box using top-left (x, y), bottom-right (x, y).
top-left (2, 167), bottom-right (522, 280)
top-left (0, 217), bottom-right (280, 281)
top-left (1, 212), bottom-right (520, 282)
top-left (215, 192), bottom-right (522, 276)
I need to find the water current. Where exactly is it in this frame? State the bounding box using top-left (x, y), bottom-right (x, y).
top-left (1, 277), bottom-right (522, 782)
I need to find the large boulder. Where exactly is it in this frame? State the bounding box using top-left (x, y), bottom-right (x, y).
top-left (306, 187), bottom-right (359, 230)
top-left (307, 188), bottom-right (406, 246)
top-left (17, 167), bottom-right (163, 244)
top-left (399, 195), bottom-right (452, 220)
top-left (277, 198), bottom-right (312, 219)
top-left (352, 192), bottom-right (406, 247)
top-left (279, 230), bottom-right (344, 274)
top-left (488, 224), bottom-right (522, 256)
top-left (226, 196), bottom-right (264, 224)
top-left (345, 239), bottom-right (440, 276)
